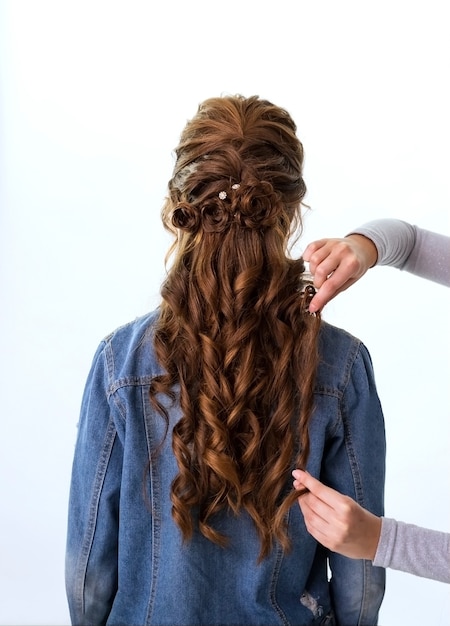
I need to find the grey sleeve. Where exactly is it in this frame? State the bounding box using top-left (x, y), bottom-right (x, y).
top-left (373, 517), bottom-right (450, 583)
top-left (350, 219), bottom-right (450, 286)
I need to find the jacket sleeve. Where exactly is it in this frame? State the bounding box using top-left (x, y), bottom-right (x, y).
top-left (322, 342), bottom-right (386, 626)
top-left (65, 341), bottom-right (123, 625)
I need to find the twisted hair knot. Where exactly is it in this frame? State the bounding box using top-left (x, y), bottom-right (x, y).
top-left (200, 200), bottom-right (230, 233)
top-left (171, 202), bottom-right (200, 232)
top-left (172, 180), bottom-right (284, 234)
top-left (230, 180), bottom-right (281, 230)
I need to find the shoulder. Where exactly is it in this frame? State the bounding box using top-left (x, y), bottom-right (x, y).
top-left (318, 320), bottom-right (361, 352)
top-left (103, 309), bottom-right (160, 347)
top-left (316, 321), bottom-right (373, 393)
top-left (317, 320), bottom-right (364, 366)
top-left (99, 309), bottom-right (163, 385)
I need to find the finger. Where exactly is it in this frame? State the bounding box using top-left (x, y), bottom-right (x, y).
top-left (292, 470), bottom-right (346, 510)
top-left (298, 497), bottom-right (336, 546)
top-left (312, 243), bottom-right (362, 285)
top-left (308, 277), bottom-right (357, 312)
top-left (304, 241), bottom-right (340, 277)
top-left (298, 488), bottom-right (339, 525)
top-left (303, 239), bottom-right (328, 263)
top-left (293, 475), bottom-right (338, 524)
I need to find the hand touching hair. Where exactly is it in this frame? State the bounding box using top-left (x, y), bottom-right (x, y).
top-left (150, 95), bottom-right (320, 559)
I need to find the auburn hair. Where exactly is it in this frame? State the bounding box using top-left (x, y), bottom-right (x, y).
top-left (150, 95), bottom-right (321, 559)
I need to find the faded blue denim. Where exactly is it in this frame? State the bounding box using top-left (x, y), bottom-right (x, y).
top-left (66, 310), bottom-right (386, 625)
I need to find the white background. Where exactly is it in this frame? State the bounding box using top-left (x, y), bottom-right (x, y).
top-left (0, 1), bottom-right (449, 624)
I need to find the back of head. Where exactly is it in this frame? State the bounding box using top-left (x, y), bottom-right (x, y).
top-left (163, 94), bottom-right (305, 249)
top-left (152, 95), bottom-right (320, 559)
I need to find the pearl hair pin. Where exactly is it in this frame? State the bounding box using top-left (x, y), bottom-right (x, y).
top-left (218, 183), bottom-right (240, 200)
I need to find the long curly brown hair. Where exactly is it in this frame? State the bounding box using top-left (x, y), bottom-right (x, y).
top-left (150, 95), bottom-right (321, 559)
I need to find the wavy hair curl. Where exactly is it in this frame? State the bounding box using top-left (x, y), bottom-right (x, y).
top-left (150, 95), bottom-right (321, 559)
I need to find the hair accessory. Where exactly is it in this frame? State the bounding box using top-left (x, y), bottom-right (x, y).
top-left (219, 184), bottom-right (240, 200)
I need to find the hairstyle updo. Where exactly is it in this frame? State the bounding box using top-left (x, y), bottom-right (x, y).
top-left (150, 95), bottom-right (321, 559)
top-left (162, 95), bottom-right (306, 243)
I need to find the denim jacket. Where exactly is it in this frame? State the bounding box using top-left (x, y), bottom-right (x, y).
top-left (66, 310), bottom-right (386, 626)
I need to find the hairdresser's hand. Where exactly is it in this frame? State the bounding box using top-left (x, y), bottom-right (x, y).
top-left (292, 469), bottom-right (381, 560)
top-left (303, 235), bottom-right (378, 312)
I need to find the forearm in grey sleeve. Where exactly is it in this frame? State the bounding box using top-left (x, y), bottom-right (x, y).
top-left (350, 218), bottom-right (450, 286)
top-left (373, 517), bottom-right (450, 583)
